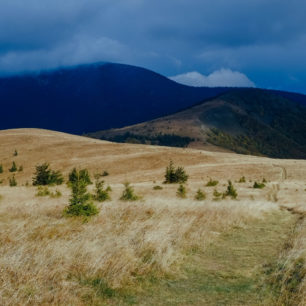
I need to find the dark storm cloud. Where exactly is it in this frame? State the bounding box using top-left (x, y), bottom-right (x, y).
top-left (0, 0), bottom-right (306, 92)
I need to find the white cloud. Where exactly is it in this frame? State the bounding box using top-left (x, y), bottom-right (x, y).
top-left (169, 69), bottom-right (255, 87)
top-left (0, 34), bottom-right (130, 75)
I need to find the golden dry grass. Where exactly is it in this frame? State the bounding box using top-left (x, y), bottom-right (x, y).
top-left (0, 189), bottom-right (278, 305)
top-left (0, 128), bottom-right (305, 305)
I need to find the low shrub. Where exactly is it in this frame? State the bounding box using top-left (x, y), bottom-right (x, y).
top-left (33, 163), bottom-right (63, 186)
top-left (93, 178), bottom-right (111, 202)
top-left (64, 201), bottom-right (98, 217)
top-left (120, 182), bottom-right (139, 201)
top-left (206, 178), bottom-right (219, 187)
top-left (50, 190), bottom-right (62, 198)
top-left (36, 186), bottom-right (50, 197)
top-left (253, 181), bottom-right (265, 189)
top-left (223, 180), bottom-right (238, 199)
top-left (164, 160), bottom-right (189, 184)
top-left (195, 189), bottom-right (206, 201)
top-left (101, 170), bottom-right (109, 177)
top-left (213, 189), bottom-right (222, 201)
top-left (153, 185), bottom-right (163, 190)
top-left (36, 186), bottom-right (62, 198)
top-left (9, 161), bottom-right (17, 173)
top-left (238, 176), bottom-right (246, 183)
top-left (176, 184), bottom-right (187, 198)
top-left (9, 175), bottom-right (17, 187)
top-left (68, 168), bottom-right (92, 186)
top-left (64, 172), bottom-right (98, 217)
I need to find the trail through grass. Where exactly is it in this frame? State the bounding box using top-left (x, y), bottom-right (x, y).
top-left (90, 210), bottom-right (298, 305)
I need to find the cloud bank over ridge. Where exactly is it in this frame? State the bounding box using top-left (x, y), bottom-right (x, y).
top-left (170, 69), bottom-right (255, 88)
top-left (0, 0), bottom-right (305, 92)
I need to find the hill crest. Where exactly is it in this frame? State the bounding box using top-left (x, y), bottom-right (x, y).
top-left (88, 88), bottom-right (306, 159)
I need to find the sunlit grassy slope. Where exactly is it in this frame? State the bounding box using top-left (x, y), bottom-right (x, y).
top-left (0, 129), bottom-right (305, 305)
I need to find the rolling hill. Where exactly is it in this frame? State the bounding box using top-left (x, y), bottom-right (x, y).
top-left (89, 88), bottom-right (306, 159)
top-left (0, 128), bottom-right (305, 305)
top-left (0, 63), bottom-right (229, 134)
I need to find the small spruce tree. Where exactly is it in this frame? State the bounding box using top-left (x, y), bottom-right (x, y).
top-left (206, 178), bottom-right (219, 187)
top-left (164, 160), bottom-right (188, 184)
top-left (14, 149), bottom-right (18, 156)
top-left (164, 160), bottom-right (176, 183)
top-left (195, 189), bottom-right (206, 201)
top-left (120, 182), bottom-right (139, 201)
top-left (32, 163), bottom-right (63, 185)
top-left (174, 166), bottom-right (189, 183)
top-left (94, 178), bottom-right (111, 202)
top-left (238, 176), bottom-right (246, 183)
top-left (102, 170), bottom-right (109, 177)
top-left (64, 171), bottom-right (98, 217)
top-left (223, 180), bottom-right (238, 199)
top-left (9, 161), bottom-right (17, 172)
top-left (176, 184), bottom-right (187, 198)
top-left (68, 167), bottom-right (78, 184)
top-left (0, 164), bottom-right (3, 173)
top-left (213, 189), bottom-right (222, 201)
top-left (153, 185), bottom-right (163, 190)
top-left (9, 175), bottom-right (17, 187)
top-left (253, 181), bottom-right (265, 189)
top-left (68, 168), bottom-right (92, 186)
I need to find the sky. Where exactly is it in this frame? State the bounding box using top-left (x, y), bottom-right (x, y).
top-left (1, 0), bottom-right (306, 93)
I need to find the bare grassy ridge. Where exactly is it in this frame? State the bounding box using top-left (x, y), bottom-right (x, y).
top-left (0, 129), bottom-right (305, 305)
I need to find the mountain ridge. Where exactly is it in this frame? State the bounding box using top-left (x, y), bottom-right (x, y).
top-left (88, 88), bottom-right (306, 159)
top-left (0, 62), bottom-right (230, 134)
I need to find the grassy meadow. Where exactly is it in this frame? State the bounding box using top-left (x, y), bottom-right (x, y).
top-left (0, 129), bottom-right (305, 305)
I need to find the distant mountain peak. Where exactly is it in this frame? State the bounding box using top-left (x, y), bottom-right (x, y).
top-left (0, 63), bottom-right (229, 134)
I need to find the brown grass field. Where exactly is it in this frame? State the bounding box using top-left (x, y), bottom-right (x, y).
top-left (0, 128), bottom-right (305, 305)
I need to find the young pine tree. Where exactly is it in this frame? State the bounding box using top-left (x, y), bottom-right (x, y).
top-left (9, 161), bottom-right (17, 172)
top-left (9, 175), bottom-right (17, 187)
top-left (206, 178), bottom-right (219, 187)
top-left (174, 166), bottom-right (189, 183)
top-left (164, 160), bottom-right (188, 184)
top-left (33, 163), bottom-right (63, 185)
top-left (195, 189), bottom-right (206, 201)
top-left (164, 160), bottom-right (176, 183)
top-left (64, 171), bottom-right (98, 217)
top-left (68, 168), bottom-right (92, 186)
top-left (253, 181), bottom-right (265, 189)
top-left (0, 164), bottom-right (3, 174)
top-left (223, 180), bottom-right (238, 199)
top-left (94, 178), bottom-right (111, 202)
top-left (238, 176), bottom-right (246, 183)
top-left (176, 184), bottom-right (187, 198)
top-left (120, 182), bottom-right (139, 201)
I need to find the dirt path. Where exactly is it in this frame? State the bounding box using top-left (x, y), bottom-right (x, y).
top-left (273, 164), bottom-right (287, 181)
top-left (115, 210), bottom-right (298, 305)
